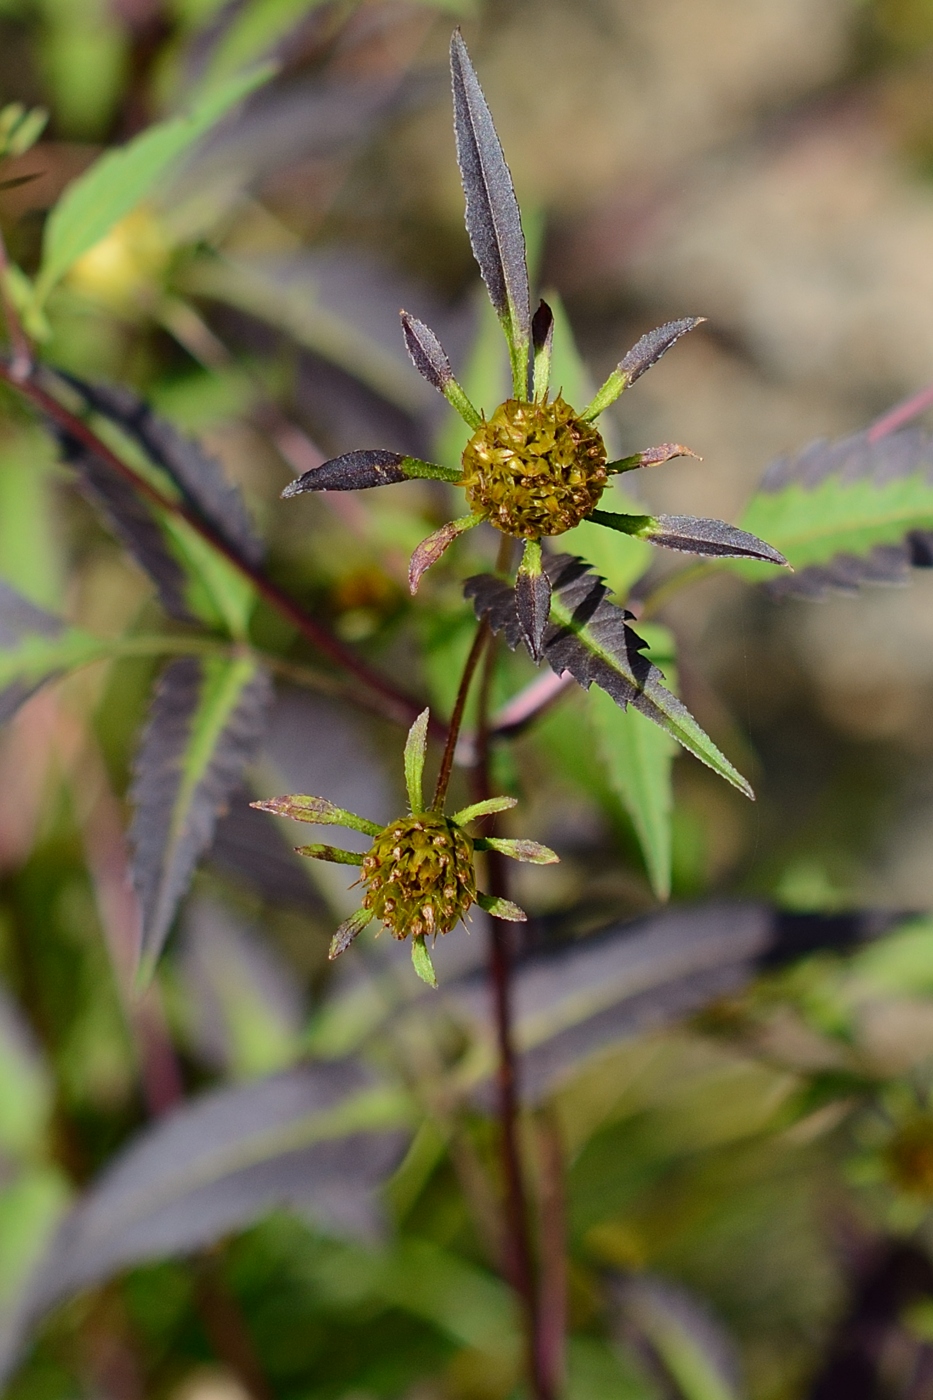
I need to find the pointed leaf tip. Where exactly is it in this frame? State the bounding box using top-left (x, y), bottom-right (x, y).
top-left (618, 317), bottom-right (706, 387)
top-left (647, 515), bottom-right (789, 566)
top-left (515, 546), bottom-right (551, 662)
top-left (400, 311), bottom-right (453, 391)
top-left (409, 515), bottom-right (480, 594)
top-left (450, 28), bottom-right (531, 397)
top-left (404, 708), bottom-right (430, 813)
top-left (411, 934), bottom-right (438, 987)
top-left (477, 892), bottom-right (527, 922)
top-left (282, 450), bottom-right (408, 497)
top-left (329, 908), bottom-right (373, 959)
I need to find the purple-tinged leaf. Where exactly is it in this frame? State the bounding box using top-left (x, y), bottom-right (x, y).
top-left (0, 1062), bottom-right (408, 1381)
top-left (450, 30), bottom-right (531, 398)
top-left (250, 794), bottom-right (381, 836)
top-left (61, 376), bottom-right (263, 565)
top-left (55, 428), bottom-right (195, 622)
top-left (532, 299), bottom-right (554, 403)
top-left (583, 317), bottom-right (705, 420)
top-left (590, 510), bottom-right (789, 564)
top-left (607, 443), bottom-right (700, 474)
top-left (409, 514), bottom-right (480, 595)
top-left (515, 543), bottom-right (551, 662)
top-left (466, 556), bottom-right (753, 797)
top-left (0, 583), bottom-right (67, 723)
top-left (400, 310), bottom-right (453, 392)
top-left (130, 655), bottom-right (273, 972)
top-left (475, 837), bottom-right (558, 864)
top-left (329, 907), bottom-right (374, 959)
top-left (282, 449), bottom-right (408, 496)
top-left (476, 892), bottom-right (527, 921)
top-left (294, 844), bottom-right (364, 865)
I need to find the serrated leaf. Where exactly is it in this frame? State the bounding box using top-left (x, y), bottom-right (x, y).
top-left (404, 707), bottom-right (430, 813)
top-left (465, 556), bottom-right (753, 798)
top-left (450, 31), bottom-right (531, 398)
top-left (735, 426), bottom-right (933, 596)
top-left (0, 1062), bottom-right (408, 1383)
top-left (34, 68), bottom-right (271, 306)
top-left (130, 654), bottom-right (273, 972)
top-left (250, 794), bottom-right (381, 836)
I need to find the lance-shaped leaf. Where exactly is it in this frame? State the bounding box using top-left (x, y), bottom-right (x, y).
top-left (450, 30), bottom-right (531, 398)
top-left (404, 707), bottom-right (430, 813)
top-left (735, 426), bottom-right (933, 597)
top-left (130, 654), bottom-right (273, 972)
top-left (515, 538), bottom-right (550, 661)
top-left (409, 515), bottom-right (481, 595)
top-left (532, 299), bottom-right (554, 403)
top-left (411, 934), bottom-right (438, 988)
top-left (0, 1062), bottom-right (409, 1383)
top-left (451, 796), bottom-right (517, 825)
top-left (400, 310), bottom-right (480, 427)
top-left (589, 510), bottom-right (789, 565)
top-left (582, 317), bottom-right (705, 420)
top-left (476, 892), bottom-right (527, 921)
top-left (465, 556), bottom-right (753, 798)
top-left (250, 794), bottom-right (381, 836)
top-left (474, 837), bottom-right (558, 864)
top-left (282, 450), bottom-right (459, 497)
top-left (607, 443), bottom-right (700, 474)
top-left (33, 67), bottom-right (272, 306)
top-left (62, 375), bottom-right (263, 566)
top-left (294, 844), bottom-right (364, 865)
top-left (330, 908), bottom-right (374, 960)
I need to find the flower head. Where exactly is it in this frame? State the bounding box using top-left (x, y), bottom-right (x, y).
top-left (252, 708), bottom-right (557, 986)
top-left (278, 30), bottom-right (788, 662)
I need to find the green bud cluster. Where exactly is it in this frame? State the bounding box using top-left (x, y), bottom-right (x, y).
top-left (461, 395), bottom-right (608, 538)
top-left (361, 812), bottom-right (477, 941)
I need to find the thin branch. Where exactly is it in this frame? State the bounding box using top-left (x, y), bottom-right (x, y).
top-left (868, 381), bottom-right (933, 443)
top-left (0, 223), bottom-right (34, 380)
top-left (0, 357), bottom-right (431, 730)
top-left (535, 1109), bottom-right (568, 1398)
top-left (432, 619), bottom-right (490, 810)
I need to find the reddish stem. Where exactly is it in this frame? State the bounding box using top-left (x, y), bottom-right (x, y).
top-left (535, 1110), bottom-right (568, 1396)
top-left (867, 381), bottom-right (933, 443)
top-left (432, 619), bottom-right (490, 810)
top-left (0, 358), bottom-right (430, 730)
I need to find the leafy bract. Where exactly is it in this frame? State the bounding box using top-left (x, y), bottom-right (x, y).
top-left (0, 1062), bottom-right (409, 1383)
top-left (465, 555), bottom-right (753, 799)
top-left (583, 317), bottom-right (705, 421)
top-left (735, 426), bottom-right (933, 596)
top-left (404, 708), bottom-right (430, 813)
top-left (587, 624), bottom-right (678, 901)
top-left (130, 654), bottom-right (273, 973)
top-left (450, 31), bottom-right (531, 398)
top-left (33, 68), bottom-right (272, 308)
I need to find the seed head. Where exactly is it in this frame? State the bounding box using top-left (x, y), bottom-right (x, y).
top-left (461, 395), bottom-right (607, 538)
top-left (361, 813), bottom-right (476, 941)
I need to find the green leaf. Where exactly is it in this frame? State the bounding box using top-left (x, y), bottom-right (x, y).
top-left (411, 935), bottom-right (438, 988)
top-left (435, 283), bottom-right (511, 470)
top-left (131, 654), bottom-right (273, 973)
top-left (476, 892), bottom-right (527, 921)
top-left (199, 0), bottom-right (327, 87)
top-left (250, 795), bottom-right (381, 837)
top-left (0, 434), bottom-right (63, 609)
top-left (161, 516), bottom-right (257, 639)
top-left (34, 66), bottom-right (272, 306)
top-left (404, 708), bottom-right (430, 813)
top-left (294, 844), bottom-right (365, 866)
top-left (475, 837), bottom-right (559, 864)
top-left (451, 795), bottom-right (518, 825)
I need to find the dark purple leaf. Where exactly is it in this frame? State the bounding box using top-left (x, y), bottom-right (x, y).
top-left (55, 427), bottom-right (195, 622)
top-left (130, 655), bottom-right (273, 971)
top-left (400, 310), bottom-right (453, 393)
top-left (0, 582), bottom-right (67, 723)
top-left (617, 317), bottom-right (705, 387)
top-left (0, 1061), bottom-right (407, 1382)
top-left (450, 30), bottom-right (531, 388)
top-left (282, 448), bottom-right (408, 496)
top-left (645, 514), bottom-right (788, 565)
top-left (532, 299), bottom-right (554, 401)
top-left (515, 566), bottom-right (551, 662)
top-left (58, 376), bottom-right (263, 565)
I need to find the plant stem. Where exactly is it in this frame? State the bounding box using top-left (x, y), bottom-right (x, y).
top-left (432, 619), bottom-right (490, 810)
top-left (0, 357), bottom-right (430, 730)
top-left (472, 624), bottom-right (552, 1400)
top-left (0, 224), bottom-right (33, 381)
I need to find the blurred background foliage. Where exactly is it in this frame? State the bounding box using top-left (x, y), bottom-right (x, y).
top-left (5, 1), bottom-right (933, 1399)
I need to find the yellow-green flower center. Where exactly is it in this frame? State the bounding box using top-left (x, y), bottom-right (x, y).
top-left (460, 395), bottom-right (607, 538)
top-left (361, 813), bottom-right (476, 941)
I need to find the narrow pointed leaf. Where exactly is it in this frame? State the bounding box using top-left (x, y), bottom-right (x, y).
top-left (532, 299), bottom-right (554, 403)
top-left (34, 67), bottom-right (272, 305)
top-left (130, 655), bottom-right (273, 972)
top-left (329, 908), bottom-right (374, 960)
top-left (475, 837), bottom-right (559, 864)
top-left (404, 707), bottom-right (430, 813)
top-left (583, 317), bottom-right (705, 420)
top-left (282, 450), bottom-right (408, 495)
top-left (250, 795), bottom-right (381, 836)
top-left (294, 844), bottom-right (364, 866)
top-left (63, 375), bottom-right (263, 566)
top-left (409, 515), bottom-right (481, 594)
top-left (451, 795), bottom-right (518, 825)
top-left (644, 514), bottom-right (789, 565)
top-left (515, 538), bottom-right (550, 661)
top-left (466, 557), bottom-right (753, 798)
top-left (476, 892), bottom-right (527, 922)
top-left (411, 935), bottom-right (438, 988)
top-left (450, 30), bottom-right (531, 397)
top-left (607, 443), bottom-right (700, 474)
top-left (400, 310), bottom-right (481, 428)
top-left (735, 426), bottom-right (933, 596)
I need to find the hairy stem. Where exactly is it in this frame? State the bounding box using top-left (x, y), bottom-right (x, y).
top-left (0, 358), bottom-right (430, 730)
top-left (432, 619), bottom-right (490, 810)
top-left (472, 626), bottom-right (552, 1400)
